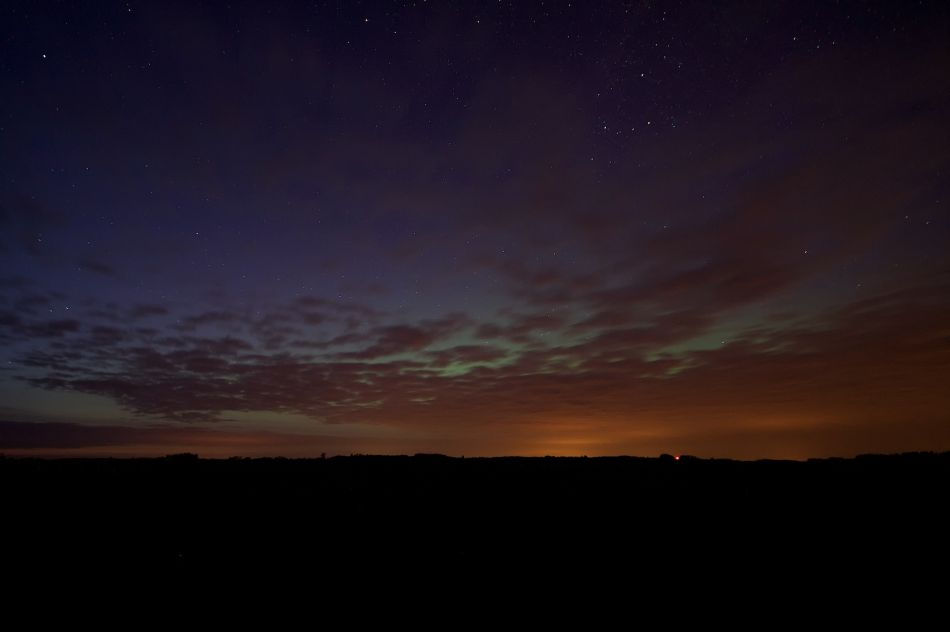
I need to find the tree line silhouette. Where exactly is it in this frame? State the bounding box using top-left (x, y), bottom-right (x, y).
top-left (3, 451), bottom-right (947, 588)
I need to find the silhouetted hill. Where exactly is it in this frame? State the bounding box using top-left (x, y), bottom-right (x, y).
top-left (3, 452), bottom-right (948, 591)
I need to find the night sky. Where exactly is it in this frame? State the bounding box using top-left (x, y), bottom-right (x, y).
top-left (1, 1), bottom-right (948, 458)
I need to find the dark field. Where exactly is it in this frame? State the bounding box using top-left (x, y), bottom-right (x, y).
top-left (4, 452), bottom-right (949, 589)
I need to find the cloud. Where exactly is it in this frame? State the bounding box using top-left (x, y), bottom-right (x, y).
top-left (129, 304), bottom-right (169, 319)
top-left (292, 296), bottom-right (386, 320)
top-left (0, 420), bottom-right (416, 456)
top-left (76, 258), bottom-right (117, 277)
top-left (425, 345), bottom-right (509, 367)
top-left (5, 273), bottom-right (946, 460)
top-left (0, 420), bottom-right (171, 449)
top-left (0, 314), bottom-right (80, 341)
top-left (333, 313), bottom-right (470, 360)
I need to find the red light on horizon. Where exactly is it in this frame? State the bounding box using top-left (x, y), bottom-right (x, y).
top-left (674, 455), bottom-right (680, 461)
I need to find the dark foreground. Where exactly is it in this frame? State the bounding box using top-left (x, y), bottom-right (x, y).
top-left (4, 452), bottom-right (948, 592)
